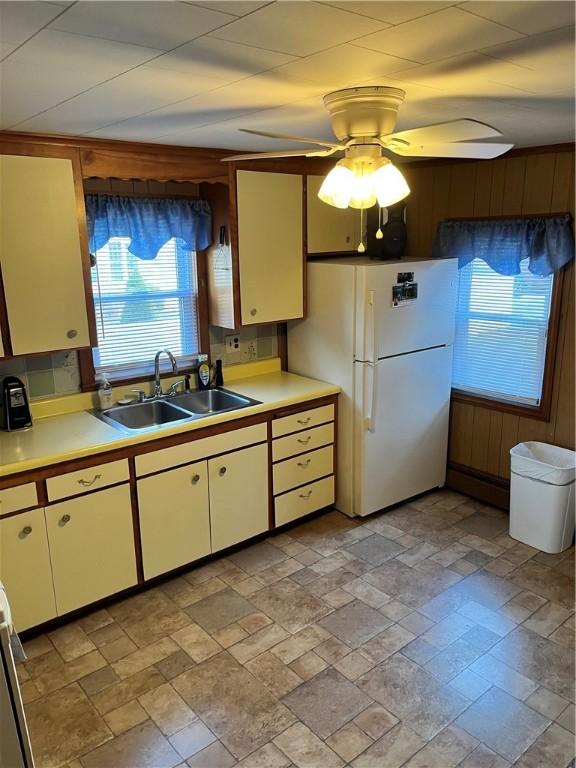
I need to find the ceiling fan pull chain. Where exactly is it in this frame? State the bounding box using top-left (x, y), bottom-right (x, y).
top-left (376, 207), bottom-right (384, 240)
top-left (358, 208), bottom-right (366, 253)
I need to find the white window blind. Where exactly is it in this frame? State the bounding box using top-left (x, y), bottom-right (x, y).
top-left (453, 258), bottom-right (554, 406)
top-left (91, 236), bottom-right (199, 379)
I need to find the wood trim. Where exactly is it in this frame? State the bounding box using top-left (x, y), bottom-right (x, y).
top-left (0, 257), bottom-right (13, 357)
top-left (445, 211), bottom-right (571, 222)
top-left (196, 248), bottom-right (211, 359)
top-left (451, 261), bottom-right (566, 422)
top-left (277, 323), bottom-right (288, 370)
top-left (229, 166), bottom-right (242, 329)
top-left (446, 462), bottom-right (510, 510)
top-left (128, 456), bottom-right (144, 584)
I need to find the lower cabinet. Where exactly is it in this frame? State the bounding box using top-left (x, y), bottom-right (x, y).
top-left (0, 508), bottom-right (57, 631)
top-left (209, 443), bottom-right (269, 552)
top-left (45, 485), bottom-right (137, 615)
top-left (138, 461), bottom-right (211, 580)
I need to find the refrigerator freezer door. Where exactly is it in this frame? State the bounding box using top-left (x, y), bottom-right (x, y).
top-left (355, 259), bottom-right (458, 361)
top-left (354, 345), bottom-right (452, 517)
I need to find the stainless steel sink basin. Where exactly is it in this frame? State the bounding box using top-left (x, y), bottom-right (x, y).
top-left (95, 388), bottom-right (260, 434)
top-left (172, 388), bottom-right (259, 415)
top-left (98, 400), bottom-right (193, 432)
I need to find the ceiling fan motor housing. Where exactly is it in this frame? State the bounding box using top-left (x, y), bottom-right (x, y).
top-left (323, 86), bottom-right (406, 141)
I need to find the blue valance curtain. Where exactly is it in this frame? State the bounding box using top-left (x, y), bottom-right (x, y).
top-left (433, 215), bottom-right (574, 276)
top-left (85, 194), bottom-right (212, 259)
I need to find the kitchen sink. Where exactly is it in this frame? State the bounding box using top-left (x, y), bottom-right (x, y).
top-left (172, 388), bottom-right (259, 415)
top-left (98, 399), bottom-right (193, 432)
top-left (95, 388), bottom-right (260, 434)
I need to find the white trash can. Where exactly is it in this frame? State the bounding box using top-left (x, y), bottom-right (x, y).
top-left (509, 442), bottom-right (575, 553)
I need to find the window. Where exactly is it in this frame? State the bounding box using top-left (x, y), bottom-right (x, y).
top-left (91, 236), bottom-right (200, 380)
top-left (452, 258), bottom-right (554, 407)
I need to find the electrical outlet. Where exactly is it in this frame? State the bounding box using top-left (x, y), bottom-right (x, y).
top-left (224, 334), bottom-right (242, 359)
top-left (243, 340), bottom-right (257, 361)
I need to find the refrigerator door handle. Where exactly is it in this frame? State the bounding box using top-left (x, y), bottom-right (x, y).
top-left (367, 289), bottom-right (377, 364)
top-left (365, 361), bottom-right (378, 433)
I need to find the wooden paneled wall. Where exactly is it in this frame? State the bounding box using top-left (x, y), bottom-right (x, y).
top-left (401, 146), bottom-right (575, 489)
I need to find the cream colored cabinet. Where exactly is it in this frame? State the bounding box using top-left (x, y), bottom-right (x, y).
top-left (209, 443), bottom-right (269, 552)
top-left (306, 175), bottom-right (362, 254)
top-left (0, 508), bottom-right (57, 630)
top-left (45, 485), bottom-right (137, 615)
top-left (138, 461), bottom-right (211, 579)
top-left (236, 170), bottom-right (304, 326)
top-left (0, 152), bottom-right (94, 355)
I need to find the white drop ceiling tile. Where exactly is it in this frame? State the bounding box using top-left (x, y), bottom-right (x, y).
top-left (6, 29), bottom-right (162, 75)
top-left (353, 7), bottom-right (523, 63)
top-left (0, 42), bottom-right (17, 59)
top-left (49, 1), bottom-right (236, 50)
top-left (209, 1), bottom-right (387, 56)
top-left (273, 43), bottom-right (418, 89)
top-left (151, 36), bottom-right (296, 81)
top-left (481, 25), bottom-right (575, 70)
top-left (323, 1), bottom-right (457, 25)
top-left (188, 1), bottom-right (271, 17)
top-left (0, 1), bottom-right (63, 44)
top-left (463, 1), bottom-right (575, 36)
top-left (13, 66), bottom-right (224, 135)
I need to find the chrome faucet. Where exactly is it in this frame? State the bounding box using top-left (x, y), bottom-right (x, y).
top-left (154, 349), bottom-right (178, 397)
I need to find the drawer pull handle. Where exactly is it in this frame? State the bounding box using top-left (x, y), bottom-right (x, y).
top-left (20, 525), bottom-right (32, 538)
top-left (297, 417), bottom-right (311, 425)
top-left (219, 466), bottom-right (227, 476)
top-left (60, 514), bottom-right (71, 526)
top-left (191, 474), bottom-right (200, 485)
top-left (77, 474), bottom-right (102, 487)
top-left (297, 459), bottom-right (311, 468)
top-left (299, 490), bottom-right (313, 499)
top-left (297, 437), bottom-right (311, 445)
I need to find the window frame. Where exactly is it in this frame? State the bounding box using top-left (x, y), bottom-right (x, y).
top-left (451, 264), bottom-right (565, 421)
top-left (79, 193), bottom-right (211, 392)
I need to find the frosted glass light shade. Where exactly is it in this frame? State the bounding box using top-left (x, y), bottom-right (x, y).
top-left (373, 161), bottom-right (410, 207)
top-left (318, 157), bottom-right (410, 210)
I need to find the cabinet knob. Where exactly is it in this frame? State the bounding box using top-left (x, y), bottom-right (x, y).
top-left (59, 514), bottom-right (71, 526)
top-left (299, 490), bottom-right (313, 500)
top-left (250, 308), bottom-right (257, 317)
top-left (297, 459), bottom-right (311, 469)
top-left (67, 329), bottom-right (78, 339)
top-left (218, 466), bottom-right (227, 476)
top-left (20, 525), bottom-right (32, 538)
top-left (191, 474), bottom-right (200, 485)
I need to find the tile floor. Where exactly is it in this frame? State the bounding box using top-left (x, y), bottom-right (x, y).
top-left (19, 490), bottom-right (575, 768)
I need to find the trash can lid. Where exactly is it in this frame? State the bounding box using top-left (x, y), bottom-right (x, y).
top-left (510, 442), bottom-right (576, 485)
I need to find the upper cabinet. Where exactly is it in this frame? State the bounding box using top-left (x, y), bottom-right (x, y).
top-left (0, 144), bottom-right (96, 357)
top-left (306, 175), bottom-right (362, 255)
top-left (203, 169), bottom-right (304, 329)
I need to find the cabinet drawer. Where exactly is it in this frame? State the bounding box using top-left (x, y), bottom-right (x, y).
top-left (272, 422), bottom-right (334, 462)
top-left (273, 446), bottom-right (333, 495)
top-left (46, 459), bottom-right (130, 502)
top-left (272, 404), bottom-right (334, 438)
top-left (0, 482), bottom-right (38, 516)
top-left (136, 423), bottom-right (267, 477)
top-left (275, 476), bottom-right (335, 527)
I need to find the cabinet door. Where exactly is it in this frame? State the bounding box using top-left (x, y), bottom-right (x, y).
top-left (138, 461), bottom-right (211, 580)
top-left (45, 485), bottom-right (136, 615)
top-left (236, 170), bottom-right (303, 325)
top-left (209, 443), bottom-right (269, 552)
top-left (0, 508), bottom-right (57, 630)
top-left (306, 175), bottom-right (361, 254)
top-left (0, 153), bottom-right (93, 355)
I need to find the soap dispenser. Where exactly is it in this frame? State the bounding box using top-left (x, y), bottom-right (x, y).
top-left (196, 355), bottom-right (210, 391)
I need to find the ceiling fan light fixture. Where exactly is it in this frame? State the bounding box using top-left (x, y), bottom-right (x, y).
top-left (318, 156), bottom-right (409, 210)
top-left (372, 158), bottom-right (410, 208)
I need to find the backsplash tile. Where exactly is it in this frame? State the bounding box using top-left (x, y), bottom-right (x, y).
top-left (0, 326), bottom-right (279, 401)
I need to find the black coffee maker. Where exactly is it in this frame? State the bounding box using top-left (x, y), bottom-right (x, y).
top-left (1, 376), bottom-right (33, 431)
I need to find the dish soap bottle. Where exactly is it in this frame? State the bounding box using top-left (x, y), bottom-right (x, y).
top-left (197, 355), bottom-right (210, 391)
top-left (98, 377), bottom-right (113, 410)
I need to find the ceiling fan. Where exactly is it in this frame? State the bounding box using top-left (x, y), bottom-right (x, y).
top-left (224, 87), bottom-right (514, 243)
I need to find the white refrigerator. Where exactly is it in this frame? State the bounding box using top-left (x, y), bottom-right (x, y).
top-left (288, 257), bottom-right (458, 518)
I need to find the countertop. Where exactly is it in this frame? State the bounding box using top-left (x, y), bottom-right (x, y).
top-left (0, 371), bottom-right (339, 478)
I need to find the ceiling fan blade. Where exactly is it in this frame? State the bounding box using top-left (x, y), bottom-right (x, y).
top-left (389, 141), bottom-right (514, 160)
top-left (386, 119), bottom-right (503, 147)
top-left (222, 147), bottom-right (339, 162)
top-left (239, 128), bottom-right (344, 150)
